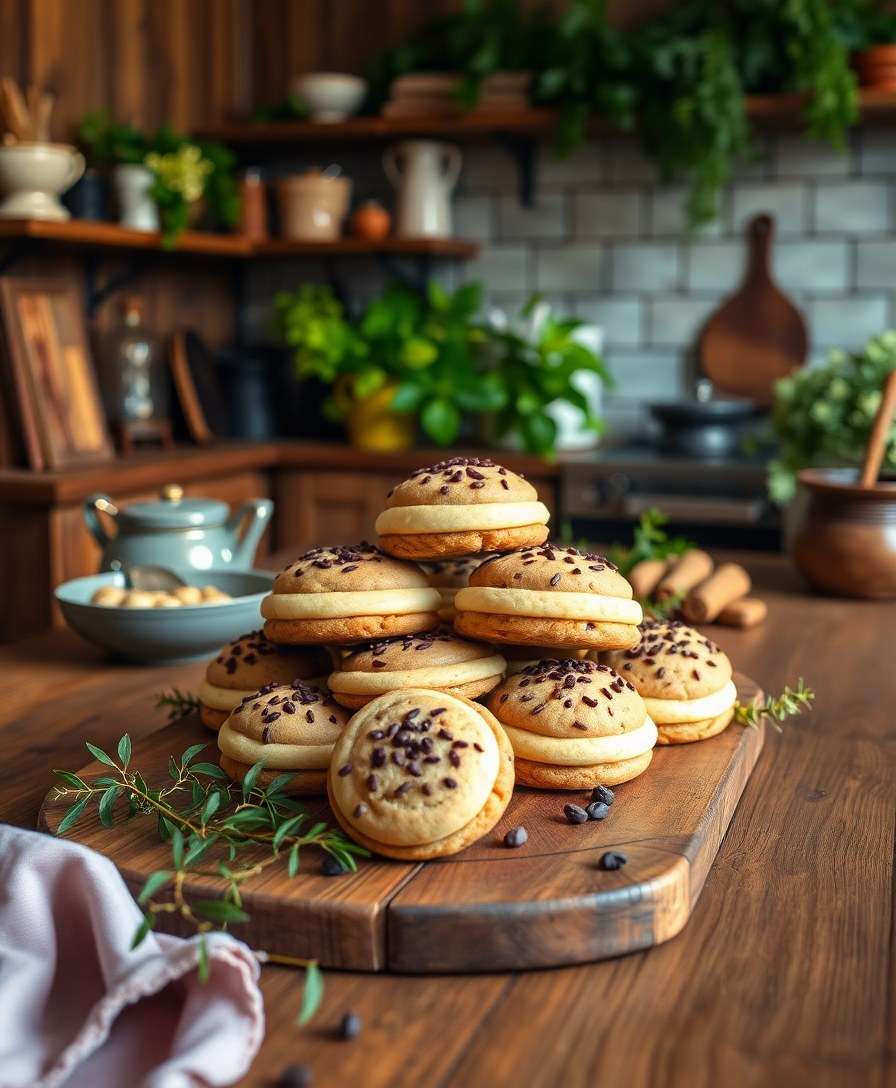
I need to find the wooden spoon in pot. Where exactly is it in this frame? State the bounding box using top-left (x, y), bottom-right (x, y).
top-left (859, 369), bottom-right (896, 486)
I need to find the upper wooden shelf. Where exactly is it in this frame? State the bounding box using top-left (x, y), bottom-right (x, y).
top-left (0, 219), bottom-right (478, 260)
top-left (198, 90), bottom-right (896, 147)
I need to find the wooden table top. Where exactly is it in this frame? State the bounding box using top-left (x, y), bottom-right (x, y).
top-left (2, 553), bottom-right (893, 1087)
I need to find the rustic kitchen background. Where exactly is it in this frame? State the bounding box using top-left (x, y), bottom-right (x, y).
top-left (1, 0), bottom-right (895, 641)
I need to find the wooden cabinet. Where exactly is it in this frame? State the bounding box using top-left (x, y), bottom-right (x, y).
top-left (273, 470), bottom-right (403, 553)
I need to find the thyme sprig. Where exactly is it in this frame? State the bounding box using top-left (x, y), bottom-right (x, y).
top-left (639, 591), bottom-right (684, 621)
top-left (51, 736), bottom-right (368, 1022)
top-left (734, 679), bottom-right (815, 733)
top-left (154, 688), bottom-right (201, 721)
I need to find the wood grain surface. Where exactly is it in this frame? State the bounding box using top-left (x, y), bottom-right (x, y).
top-left (37, 675), bottom-right (762, 973)
top-left (0, 552), bottom-right (892, 1086)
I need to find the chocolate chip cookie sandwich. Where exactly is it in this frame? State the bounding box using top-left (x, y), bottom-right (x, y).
top-left (603, 619), bottom-right (736, 745)
top-left (375, 457), bottom-right (550, 560)
top-left (217, 680), bottom-right (349, 794)
top-left (487, 659), bottom-right (657, 789)
top-left (422, 554), bottom-right (493, 620)
top-left (327, 631), bottom-right (506, 709)
top-left (327, 688), bottom-right (514, 859)
top-left (261, 543), bottom-right (441, 645)
top-left (454, 544), bottom-right (642, 651)
top-left (199, 631), bottom-right (330, 731)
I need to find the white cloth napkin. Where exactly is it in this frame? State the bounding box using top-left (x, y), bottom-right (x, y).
top-left (0, 825), bottom-right (265, 1088)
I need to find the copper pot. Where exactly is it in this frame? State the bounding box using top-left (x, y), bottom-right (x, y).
top-left (791, 468), bottom-right (896, 598)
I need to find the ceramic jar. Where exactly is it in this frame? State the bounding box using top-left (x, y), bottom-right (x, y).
top-left (276, 168), bottom-right (351, 241)
top-left (84, 484), bottom-right (273, 573)
top-left (0, 143), bottom-right (85, 221)
top-left (383, 140), bottom-right (461, 238)
top-left (113, 164), bottom-right (159, 231)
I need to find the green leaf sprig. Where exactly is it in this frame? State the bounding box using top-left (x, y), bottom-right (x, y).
top-left (155, 689), bottom-right (202, 721)
top-left (51, 736), bottom-right (368, 1024)
top-left (606, 508), bottom-right (695, 577)
top-left (734, 679), bottom-right (815, 733)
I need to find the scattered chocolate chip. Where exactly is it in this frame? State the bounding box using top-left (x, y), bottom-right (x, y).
top-left (339, 1011), bottom-right (362, 1040)
top-left (352, 803), bottom-right (368, 818)
top-left (366, 774), bottom-right (379, 792)
top-left (586, 801), bottom-right (610, 821)
top-left (591, 784), bottom-right (615, 807)
top-left (598, 851), bottom-right (627, 871)
top-left (564, 803), bottom-right (589, 825)
top-left (572, 720), bottom-right (588, 731)
top-left (442, 777), bottom-right (458, 789)
top-left (278, 1063), bottom-right (312, 1088)
top-left (321, 856), bottom-right (347, 877)
top-left (449, 750), bottom-right (461, 767)
top-left (337, 763), bottom-right (352, 777)
top-left (549, 573), bottom-right (561, 586)
top-left (504, 826), bottom-right (528, 848)
top-left (393, 781), bottom-right (413, 797)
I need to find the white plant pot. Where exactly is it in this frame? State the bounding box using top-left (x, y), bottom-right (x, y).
top-left (547, 323), bottom-right (605, 451)
top-left (0, 143), bottom-right (85, 221)
top-left (114, 164), bottom-right (159, 231)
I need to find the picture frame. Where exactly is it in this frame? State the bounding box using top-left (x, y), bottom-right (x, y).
top-left (169, 328), bottom-right (230, 446)
top-left (0, 275), bottom-right (113, 469)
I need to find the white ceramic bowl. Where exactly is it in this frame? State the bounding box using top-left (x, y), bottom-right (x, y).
top-left (291, 73), bottom-right (368, 123)
top-left (0, 143), bottom-right (85, 220)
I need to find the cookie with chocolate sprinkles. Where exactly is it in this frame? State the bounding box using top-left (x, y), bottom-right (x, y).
top-left (199, 631), bottom-right (331, 732)
top-left (261, 543), bottom-right (441, 646)
top-left (217, 680), bottom-right (349, 794)
top-left (454, 544), bottom-right (643, 652)
top-left (327, 688), bottom-right (514, 860)
top-left (487, 659), bottom-right (656, 789)
top-left (375, 458), bottom-right (550, 560)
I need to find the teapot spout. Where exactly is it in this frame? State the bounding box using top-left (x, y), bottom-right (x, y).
top-left (227, 498), bottom-right (274, 567)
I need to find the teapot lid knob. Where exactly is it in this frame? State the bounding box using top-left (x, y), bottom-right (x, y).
top-left (161, 483), bottom-right (184, 502)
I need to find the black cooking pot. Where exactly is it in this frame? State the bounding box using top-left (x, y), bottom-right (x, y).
top-left (649, 399), bottom-right (765, 458)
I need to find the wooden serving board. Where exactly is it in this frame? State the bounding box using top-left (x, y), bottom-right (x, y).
top-left (40, 675), bottom-right (763, 974)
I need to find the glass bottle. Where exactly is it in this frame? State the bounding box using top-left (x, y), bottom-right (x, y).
top-left (100, 295), bottom-right (168, 427)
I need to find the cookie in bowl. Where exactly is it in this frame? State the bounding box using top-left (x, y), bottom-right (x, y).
top-left (327, 630), bottom-right (506, 709)
top-left (327, 688), bottom-right (514, 859)
top-left (261, 543), bottom-right (441, 645)
top-left (603, 619), bottom-right (736, 745)
top-left (422, 555), bottom-right (493, 621)
top-left (487, 658), bottom-right (657, 789)
top-left (375, 458), bottom-right (550, 560)
top-left (198, 630), bottom-right (331, 731)
top-left (454, 544), bottom-right (642, 651)
top-left (217, 680), bottom-right (349, 794)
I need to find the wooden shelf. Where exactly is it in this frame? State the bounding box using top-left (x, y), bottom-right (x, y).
top-left (199, 89), bottom-right (896, 147)
top-left (0, 219), bottom-right (478, 261)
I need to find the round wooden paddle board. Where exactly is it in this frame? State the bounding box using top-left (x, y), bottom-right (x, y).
top-left (40, 674), bottom-right (763, 973)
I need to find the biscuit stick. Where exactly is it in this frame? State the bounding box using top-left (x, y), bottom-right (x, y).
top-left (628, 557), bottom-right (669, 599)
top-left (655, 549), bottom-right (713, 600)
top-left (716, 596), bottom-right (767, 628)
top-left (682, 563), bottom-right (752, 623)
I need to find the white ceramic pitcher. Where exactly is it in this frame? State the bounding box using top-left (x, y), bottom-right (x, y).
top-left (383, 140), bottom-right (461, 238)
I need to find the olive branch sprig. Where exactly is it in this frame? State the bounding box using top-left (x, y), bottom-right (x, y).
top-left (734, 679), bottom-right (815, 733)
top-left (51, 735), bottom-right (368, 1024)
top-left (639, 591), bottom-right (684, 621)
top-left (154, 689), bottom-right (202, 721)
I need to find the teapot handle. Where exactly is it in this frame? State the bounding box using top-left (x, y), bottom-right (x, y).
top-left (441, 145), bottom-right (462, 190)
top-left (83, 492), bottom-right (118, 549)
top-left (227, 498), bottom-right (274, 566)
top-left (382, 146), bottom-right (402, 187)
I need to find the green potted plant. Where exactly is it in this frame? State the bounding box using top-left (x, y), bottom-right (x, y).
top-left (768, 330), bottom-right (896, 506)
top-left (835, 0), bottom-right (896, 88)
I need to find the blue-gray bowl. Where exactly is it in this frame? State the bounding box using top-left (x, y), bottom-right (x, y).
top-left (54, 568), bottom-right (273, 664)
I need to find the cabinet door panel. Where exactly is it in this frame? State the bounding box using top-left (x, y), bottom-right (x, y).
top-left (274, 471), bottom-right (402, 553)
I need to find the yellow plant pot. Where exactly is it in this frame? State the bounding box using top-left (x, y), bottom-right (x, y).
top-left (344, 383), bottom-right (416, 452)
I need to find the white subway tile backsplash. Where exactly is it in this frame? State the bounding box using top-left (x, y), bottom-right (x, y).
top-left (814, 181), bottom-right (891, 235)
top-left (775, 241), bottom-right (850, 292)
top-left (535, 245), bottom-right (602, 291)
top-left (539, 143), bottom-right (603, 185)
top-left (809, 296), bottom-right (888, 347)
top-left (685, 242), bottom-right (745, 292)
top-left (454, 195), bottom-right (495, 242)
top-left (858, 128), bottom-right (896, 174)
top-left (647, 296), bottom-right (722, 349)
top-left (856, 241), bottom-right (896, 289)
top-left (499, 191), bottom-right (567, 240)
top-left (573, 297), bottom-right (643, 348)
top-left (649, 187), bottom-right (724, 238)
top-left (773, 134), bottom-right (853, 178)
top-left (731, 183), bottom-right (808, 235)
top-left (611, 243), bottom-right (679, 291)
top-left (574, 191), bottom-right (642, 238)
top-left (458, 145), bottom-right (519, 190)
top-left (606, 350), bottom-right (684, 400)
top-left (605, 140), bottom-right (657, 183)
top-left (465, 245), bottom-right (531, 292)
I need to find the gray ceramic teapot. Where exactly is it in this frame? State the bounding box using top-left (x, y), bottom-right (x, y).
top-left (84, 484), bottom-right (273, 572)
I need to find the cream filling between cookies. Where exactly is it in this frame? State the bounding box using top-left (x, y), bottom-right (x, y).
top-left (503, 716), bottom-right (657, 766)
top-left (455, 586), bottom-right (642, 625)
top-left (328, 654), bottom-right (506, 695)
top-left (261, 587), bottom-right (441, 620)
top-left (199, 679), bottom-right (256, 712)
top-left (218, 720), bottom-right (335, 770)
top-left (642, 680), bottom-right (737, 725)
top-left (375, 500), bottom-right (549, 535)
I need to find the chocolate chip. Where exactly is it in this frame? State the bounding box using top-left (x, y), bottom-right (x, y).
top-left (598, 851), bottom-right (627, 871)
top-left (572, 720), bottom-right (588, 731)
top-left (277, 1063), bottom-right (312, 1088)
top-left (590, 784), bottom-right (615, 806)
top-left (337, 763), bottom-right (352, 776)
top-left (549, 573), bottom-right (561, 586)
top-left (352, 803), bottom-right (368, 818)
top-left (504, 826), bottom-right (528, 848)
top-left (393, 781), bottom-right (413, 797)
top-left (586, 801), bottom-right (610, 821)
top-left (371, 747), bottom-right (386, 768)
top-left (449, 750), bottom-right (461, 767)
top-left (564, 803), bottom-right (589, 825)
top-left (339, 1011), bottom-right (362, 1040)
top-left (366, 774), bottom-right (379, 792)
top-left (442, 777), bottom-right (458, 789)
top-left (437, 728), bottom-right (453, 741)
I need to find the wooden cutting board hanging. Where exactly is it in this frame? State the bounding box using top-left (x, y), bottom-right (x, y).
top-left (699, 214), bottom-right (808, 406)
